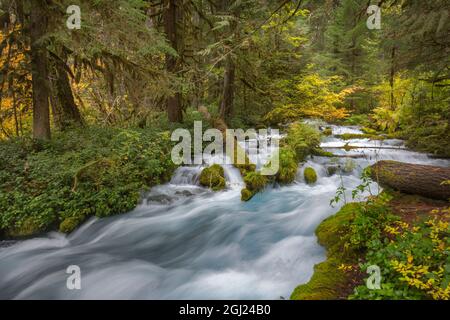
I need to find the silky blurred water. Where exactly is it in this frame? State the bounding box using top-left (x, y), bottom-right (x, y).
top-left (0, 125), bottom-right (448, 299)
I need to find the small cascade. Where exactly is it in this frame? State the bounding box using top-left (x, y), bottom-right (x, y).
top-left (170, 166), bottom-right (203, 186)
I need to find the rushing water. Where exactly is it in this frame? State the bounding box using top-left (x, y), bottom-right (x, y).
top-left (0, 125), bottom-right (449, 299)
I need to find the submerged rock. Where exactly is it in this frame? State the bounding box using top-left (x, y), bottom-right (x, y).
top-left (326, 166), bottom-right (339, 176)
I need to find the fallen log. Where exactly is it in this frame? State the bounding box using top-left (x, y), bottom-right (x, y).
top-left (370, 160), bottom-right (450, 201)
top-left (325, 145), bottom-right (405, 150)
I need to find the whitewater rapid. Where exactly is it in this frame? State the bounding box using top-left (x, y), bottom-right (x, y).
top-left (0, 125), bottom-right (448, 299)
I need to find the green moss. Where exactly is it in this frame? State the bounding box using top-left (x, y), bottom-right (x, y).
top-left (323, 128), bottom-right (333, 136)
top-left (312, 148), bottom-right (335, 157)
top-left (361, 127), bottom-right (378, 135)
top-left (8, 217), bottom-right (43, 238)
top-left (304, 167), bottom-right (318, 184)
top-left (241, 188), bottom-right (254, 201)
top-left (244, 172), bottom-right (268, 192)
top-left (59, 216), bottom-right (85, 234)
top-left (326, 166), bottom-right (338, 176)
top-left (291, 258), bottom-right (346, 300)
top-left (337, 133), bottom-right (385, 141)
top-left (285, 123), bottom-right (321, 162)
top-left (199, 164), bottom-right (226, 191)
top-left (291, 203), bottom-right (360, 300)
top-left (316, 203), bottom-right (358, 253)
top-left (275, 147), bottom-right (298, 184)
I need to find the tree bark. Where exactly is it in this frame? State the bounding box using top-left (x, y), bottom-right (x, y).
top-left (164, 0), bottom-right (183, 123)
top-left (219, 55), bottom-right (235, 121)
top-left (30, 0), bottom-right (51, 140)
top-left (49, 58), bottom-right (83, 129)
top-left (218, 0), bottom-right (237, 123)
top-left (370, 161), bottom-right (450, 201)
top-left (390, 45), bottom-right (396, 110)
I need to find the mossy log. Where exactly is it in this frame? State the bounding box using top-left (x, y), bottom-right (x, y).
top-left (370, 160), bottom-right (450, 201)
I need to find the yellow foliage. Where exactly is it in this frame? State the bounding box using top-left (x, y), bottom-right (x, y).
top-left (264, 74), bottom-right (352, 124)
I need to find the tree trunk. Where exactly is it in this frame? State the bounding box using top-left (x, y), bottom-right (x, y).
top-left (30, 0), bottom-right (51, 140)
top-left (164, 0), bottom-right (183, 123)
top-left (49, 59), bottom-right (83, 130)
top-left (219, 55), bottom-right (235, 121)
top-left (370, 161), bottom-right (450, 201)
top-left (390, 45), bottom-right (396, 110)
top-left (218, 0), bottom-right (237, 123)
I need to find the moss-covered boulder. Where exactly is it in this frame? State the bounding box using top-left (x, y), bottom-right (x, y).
top-left (244, 172), bottom-right (268, 192)
top-left (241, 172), bottom-right (269, 202)
top-left (241, 188), bottom-right (254, 201)
top-left (326, 166), bottom-right (339, 176)
top-left (323, 127), bottom-right (333, 136)
top-left (199, 164), bottom-right (226, 191)
top-left (304, 167), bottom-right (317, 184)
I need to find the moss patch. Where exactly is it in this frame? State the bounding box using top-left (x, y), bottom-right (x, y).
top-left (276, 147), bottom-right (298, 184)
top-left (323, 128), bottom-right (333, 136)
top-left (304, 167), bottom-right (318, 184)
top-left (291, 203), bottom-right (361, 300)
top-left (59, 216), bottom-right (85, 234)
top-left (337, 133), bottom-right (385, 141)
top-left (244, 172), bottom-right (268, 192)
top-left (7, 217), bottom-right (44, 238)
top-left (199, 164), bottom-right (226, 191)
top-left (241, 188), bottom-right (254, 201)
top-left (312, 148), bottom-right (335, 157)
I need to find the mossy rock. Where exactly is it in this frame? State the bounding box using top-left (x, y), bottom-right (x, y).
top-left (59, 216), bottom-right (85, 234)
top-left (244, 172), bottom-right (268, 192)
top-left (326, 166), bottom-right (339, 176)
top-left (323, 128), bottom-right (333, 136)
top-left (236, 163), bottom-right (256, 177)
top-left (304, 167), bottom-right (317, 184)
top-left (199, 164), bottom-right (226, 191)
top-left (241, 188), bottom-right (254, 201)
